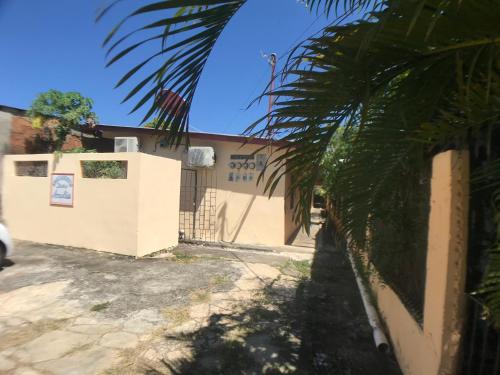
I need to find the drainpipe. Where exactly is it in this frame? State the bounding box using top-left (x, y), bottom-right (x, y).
top-left (347, 249), bottom-right (390, 353)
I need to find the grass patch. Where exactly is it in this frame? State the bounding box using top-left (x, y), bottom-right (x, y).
top-left (172, 250), bottom-right (199, 263)
top-left (90, 302), bottom-right (111, 312)
top-left (163, 306), bottom-right (191, 326)
top-left (209, 274), bottom-right (232, 288)
top-left (191, 289), bottom-right (211, 304)
top-left (281, 259), bottom-right (311, 279)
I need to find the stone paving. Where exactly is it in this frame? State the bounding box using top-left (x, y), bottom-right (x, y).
top-left (0, 241), bottom-right (309, 375)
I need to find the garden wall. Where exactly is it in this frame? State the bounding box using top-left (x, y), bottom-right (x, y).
top-left (367, 150), bottom-right (469, 375)
top-left (2, 152), bottom-right (181, 257)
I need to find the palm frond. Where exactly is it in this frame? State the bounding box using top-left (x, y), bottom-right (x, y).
top-left (100, 0), bottom-right (500, 237)
top-left (245, 0), bottom-right (500, 230)
top-left (99, 1), bottom-right (245, 147)
top-left (100, 0), bottom-right (384, 148)
top-left (304, 0), bottom-right (381, 16)
top-left (475, 185), bottom-right (500, 328)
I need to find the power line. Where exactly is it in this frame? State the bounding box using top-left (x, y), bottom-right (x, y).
top-left (227, 13), bottom-right (327, 132)
top-left (277, 13), bottom-right (324, 61)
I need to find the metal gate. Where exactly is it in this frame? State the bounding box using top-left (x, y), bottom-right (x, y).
top-left (462, 297), bottom-right (500, 375)
top-left (461, 153), bottom-right (500, 375)
top-left (179, 168), bottom-right (217, 242)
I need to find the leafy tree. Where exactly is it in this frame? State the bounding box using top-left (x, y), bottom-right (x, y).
top-left (143, 118), bottom-right (159, 129)
top-left (321, 127), bottom-right (352, 198)
top-left (143, 117), bottom-right (171, 129)
top-left (27, 90), bottom-right (97, 150)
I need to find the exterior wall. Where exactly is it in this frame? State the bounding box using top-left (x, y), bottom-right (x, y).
top-left (2, 152), bottom-right (181, 256)
top-left (205, 140), bottom-right (285, 246)
top-left (284, 172), bottom-right (300, 243)
top-left (102, 129), bottom-right (289, 246)
top-left (369, 150), bottom-right (469, 375)
top-left (137, 153), bottom-right (181, 257)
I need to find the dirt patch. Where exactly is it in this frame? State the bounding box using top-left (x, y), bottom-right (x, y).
top-left (209, 274), bottom-right (232, 288)
top-left (162, 306), bottom-right (191, 326)
top-left (280, 259), bottom-right (312, 279)
top-left (190, 289), bottom-right (211, 304)
top-left (90, 302), bottom-right (111, 312)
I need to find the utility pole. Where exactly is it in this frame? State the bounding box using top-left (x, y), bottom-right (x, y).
top-left (266, 53), bottom-right (277, 132)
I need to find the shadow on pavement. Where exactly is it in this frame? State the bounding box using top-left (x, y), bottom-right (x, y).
top-left (152, 222), bottom-right (402, 375)
top-left (0, 258), bottom-right (15, 271)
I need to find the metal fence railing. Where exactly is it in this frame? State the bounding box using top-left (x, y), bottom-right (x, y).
top-left (462, 297), bottom-right (500, 375)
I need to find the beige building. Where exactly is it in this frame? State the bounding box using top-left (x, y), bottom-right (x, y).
top-left (1, 108), bottom-right (300, 256)
top-left (98, 124), bottom-right (300, 247)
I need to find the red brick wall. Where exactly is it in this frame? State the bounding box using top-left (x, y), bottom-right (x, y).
top-left (61, 134), bottom-right (84, 151)
top-left (9, 116), bottom-right (83, 154)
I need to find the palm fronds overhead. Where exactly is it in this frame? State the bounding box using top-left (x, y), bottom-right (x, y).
top-left (247, 0), bottom-right (500, 226)
top-left (100, 0), bottom-right (500, 326)
top-left (101, 0), bottom-right (500, 226)
top-left (304, 0), bottom-right (380, 15)
top-left (99, 0), bottom-right (388, 148)
top-left (99, 1), bottom-right (245, 147)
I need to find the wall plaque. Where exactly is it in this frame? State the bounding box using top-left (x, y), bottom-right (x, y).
top-left (50, 173), bottom-right (74, 207)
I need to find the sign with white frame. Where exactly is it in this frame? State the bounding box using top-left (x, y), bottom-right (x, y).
top-left (50, 173), bottom-right (74, 207)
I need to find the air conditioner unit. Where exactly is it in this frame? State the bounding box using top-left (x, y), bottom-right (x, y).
top-left (187, 147), bottom-right (215, 168)
top-left (114, 137), bottom-right (139, 153)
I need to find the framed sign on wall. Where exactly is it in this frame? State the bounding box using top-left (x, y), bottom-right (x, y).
top-left (50, 173), bottom-right (74, 207)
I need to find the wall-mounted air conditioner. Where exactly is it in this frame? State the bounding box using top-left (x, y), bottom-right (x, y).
top-left (114, 137), bottom-right (139, 153)
top-left (187, 147), bottom-right (215, 168)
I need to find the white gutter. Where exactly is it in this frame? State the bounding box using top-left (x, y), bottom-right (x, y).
top-left (347, 249), bottom-right (390, 353)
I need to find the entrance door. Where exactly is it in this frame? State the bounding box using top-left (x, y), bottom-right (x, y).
top-left (179, 168), bottom-right (216, 242)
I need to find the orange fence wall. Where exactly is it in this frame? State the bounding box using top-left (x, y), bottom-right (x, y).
top-left (367, 150), bottom-right (469, 375)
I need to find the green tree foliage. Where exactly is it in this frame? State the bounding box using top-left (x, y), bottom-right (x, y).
top-left (143, 118), bottom-right (159, 129)
top-left (62, 147), bottom-right (126, 179)
top-left (27, 90), bottom-right (97, 150)
top-left (143, 117), bottom-right (171, 129)
top-left (81, 160), bottom-right (127, 179)
top-left (321, 127), bottom-right (352, 197)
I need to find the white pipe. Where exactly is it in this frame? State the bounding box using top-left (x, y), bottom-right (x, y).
top-left (347, 249), bottom-right (390, 353)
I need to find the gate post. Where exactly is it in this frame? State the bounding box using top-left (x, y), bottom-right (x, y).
top-left (422, 150), bottom-right (469, 375)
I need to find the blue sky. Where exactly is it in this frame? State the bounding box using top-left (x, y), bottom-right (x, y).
top-left (0, 0), bottom-right (332, 134)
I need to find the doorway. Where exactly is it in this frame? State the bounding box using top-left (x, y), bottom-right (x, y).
top-left (179, 168), bottom-right (217, 242)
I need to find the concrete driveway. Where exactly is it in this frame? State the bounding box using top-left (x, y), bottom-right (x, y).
top-left (0, 237), bottom-right (401, 375)
top-left (0, 241), bottom-right (304, 375)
